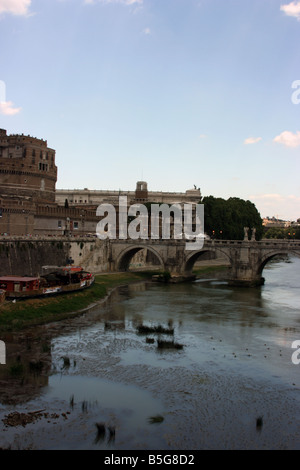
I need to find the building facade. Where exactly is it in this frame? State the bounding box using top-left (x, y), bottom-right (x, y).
top-left (0, 128), bottom-right (57, 204)
top-left (0, 128), bottom-right (57, 235)
top-left (0, 129), bottom-right (201, 237)
top-left (56, 181), bottom-right (201, 208)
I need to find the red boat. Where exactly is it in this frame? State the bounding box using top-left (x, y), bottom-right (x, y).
top-left (0, 266), bottom-right (94, 301)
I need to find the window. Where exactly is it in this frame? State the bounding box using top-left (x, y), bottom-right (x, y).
top-left (58, 220), bottom-right (62, 228)
top-left (73, 222), bottom-right (79, 230)
top-left (39, 162), bottom-right (48, 171)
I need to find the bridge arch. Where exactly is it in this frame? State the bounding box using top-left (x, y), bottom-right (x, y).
top-left (116, 245), bottom-right (165, 272)
top-left (184, 247), bottom-right (232, 273)
top-left (258, 250), bottom-right (299, 276)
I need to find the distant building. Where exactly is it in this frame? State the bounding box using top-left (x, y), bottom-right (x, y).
top-left (0, 128), bottom-right (57, 235)
top-left (0, 128), bottom-right (57, 204)
top-left (0, 129), bottom-right (97, 236)
top-left (0, 129), bottom-right (201, 236)
top-left (55, 181), bottom-right (201, 208)
top-left (262, 217), bottom-right (292, 229)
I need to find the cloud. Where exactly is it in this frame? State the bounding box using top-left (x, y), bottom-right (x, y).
top-left (280, 1), bottom-right (300, 21)
top-left (253, 193), bottom-right (285, 202)
top-left (84, 0), bottom-right (143, 5)
top-left (273, 130), bottom-right (300, 148)
top-left (244, 137), bottom-right (262, 145)
top-left (249, 193), bottom-right (300, 220)
top-left (0, 0), bottom-right (31, 16)
top-left (142, 27), bottom-right (151, 35)
top-left (0, 101), bottom-right (22, 116)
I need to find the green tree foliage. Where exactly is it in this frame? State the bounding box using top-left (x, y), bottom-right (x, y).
top-left (202, 196), bottom-right (263, 240)
top-left (265, 227), bottom-right (300, 239)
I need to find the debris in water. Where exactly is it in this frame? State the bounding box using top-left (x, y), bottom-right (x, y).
top-left (146, 337), bottom-right (155, 344)
top-left (148, 415), bottom-right (164, 424)
top-left (137, 324), bottom-right (174, 335)
top-left (256, 416), bottom-right (263, 430)
top-left (95, 422), bottom-right (106, 442)
top-left (157, 339), bottom-right (183, 350)
top-left (95, 422), bottom-right (116, 445)
top-left (107, 426), bottom-right (116, 444)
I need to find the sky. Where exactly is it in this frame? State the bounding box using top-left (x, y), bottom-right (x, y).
top-left (0, 0), bottom-right (300, 221)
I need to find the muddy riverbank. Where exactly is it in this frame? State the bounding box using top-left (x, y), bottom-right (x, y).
top-left (0, 259), bottom-right (299, 450)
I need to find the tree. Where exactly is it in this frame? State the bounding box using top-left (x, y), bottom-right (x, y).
top-left (202, 196), bottom-right (263, 240)
top-left (265, 227), bottom-right (300, 240)
top-left (264, 227), bottom-right (285, 239)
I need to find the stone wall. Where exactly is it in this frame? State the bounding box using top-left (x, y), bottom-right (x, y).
top-left (0, 240), bottom-right (70, 276)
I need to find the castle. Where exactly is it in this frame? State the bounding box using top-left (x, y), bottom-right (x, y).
top-left (0, 129), bottom-right (201, 236)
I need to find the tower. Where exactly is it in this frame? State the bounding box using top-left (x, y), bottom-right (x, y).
top-left (135, 181), bottom-right (148, 202)
top-left (0, 129), bottom-right (57, 204)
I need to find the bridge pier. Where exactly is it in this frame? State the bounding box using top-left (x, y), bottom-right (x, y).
top-left (227, 244), bottom-right (265, 287)
top-left (228, 270), bottom-right (265, 288)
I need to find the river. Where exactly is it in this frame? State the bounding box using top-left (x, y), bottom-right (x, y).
top-left (0, 256), bottom-right (299, 450)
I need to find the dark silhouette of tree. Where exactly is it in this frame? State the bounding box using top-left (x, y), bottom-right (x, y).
top-left (202, 195), bottom-right (263, 240)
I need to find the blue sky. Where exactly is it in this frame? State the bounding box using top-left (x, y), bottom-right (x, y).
top-left (0, 0), bottom-right (300, 220)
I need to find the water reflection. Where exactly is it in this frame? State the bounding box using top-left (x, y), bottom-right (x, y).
top-left (0, 332), bottom-right (52, 405)
top-left (0, 257), bottom-right (299, 449)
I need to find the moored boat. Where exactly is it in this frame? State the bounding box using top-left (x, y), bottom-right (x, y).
top-left (0, 266), bottom-right (94, 301)
top-left (0, 289), bottom-right (6, 303)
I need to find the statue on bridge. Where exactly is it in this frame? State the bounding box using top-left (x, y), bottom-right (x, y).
top-left (243, 227), bottom-right (257, 241)
top-left (244, 227), bottom-right (249, 240)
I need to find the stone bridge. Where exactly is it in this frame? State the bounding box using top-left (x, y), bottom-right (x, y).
top-left (97, 238), bottom-right (300, 287)
top-left (0, 236), bottom-right (299, 287)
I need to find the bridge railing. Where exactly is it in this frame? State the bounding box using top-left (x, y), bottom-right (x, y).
top-left (0, 234), bottom-right (97, 242)
top-left (0, 234), bottom-right (299, 248)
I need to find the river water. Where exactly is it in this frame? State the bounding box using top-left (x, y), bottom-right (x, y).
top-left (0, 257), bottom-right (299, 450)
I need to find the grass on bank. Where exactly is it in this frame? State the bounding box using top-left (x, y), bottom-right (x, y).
top-left (192, 265), bottom-right (229, 276)
top-left (0, 272), bottom-right (154, 332)
top-left (0, 265), bottom-right (228, 332)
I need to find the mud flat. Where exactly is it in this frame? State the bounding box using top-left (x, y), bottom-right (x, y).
top-left (0, 259), bottom-right (299, 450)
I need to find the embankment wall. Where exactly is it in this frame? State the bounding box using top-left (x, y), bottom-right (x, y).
top-left (0, 239), bottom-right (96, 276)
